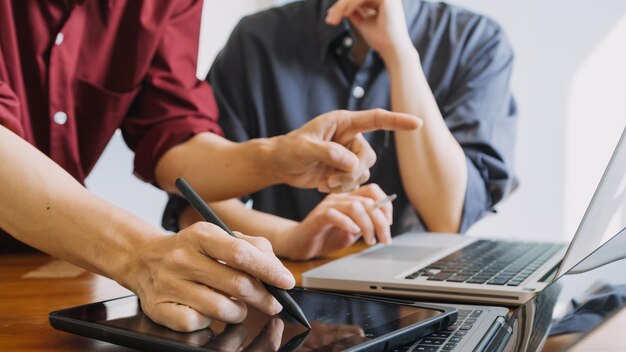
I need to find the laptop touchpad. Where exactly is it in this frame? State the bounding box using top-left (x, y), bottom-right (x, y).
top-left (358, 246), bottom-right (444, 261)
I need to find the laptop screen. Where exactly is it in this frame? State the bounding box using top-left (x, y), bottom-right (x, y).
top-left (503, 226), bottom-right (626, 351)
top-left (558, 126), bottom-right (626, 277)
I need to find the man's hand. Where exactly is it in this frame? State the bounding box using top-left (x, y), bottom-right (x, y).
top-left (326, 0), bottom-right (412, 60)
top-left (270, 109), bottom-right (422, 193)
top-left (277, 184), bottom-right (393, 261)
top-left (129, 223), bottom-right (295, 332)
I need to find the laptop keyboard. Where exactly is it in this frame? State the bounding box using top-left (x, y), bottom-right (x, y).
top-left (391, 309), bottom-right (483, 351)
top-left (404, 240), bottom-right (563, 286)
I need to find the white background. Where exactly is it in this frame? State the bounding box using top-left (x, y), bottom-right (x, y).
top-left (86, 0), bottom-right (626, 242)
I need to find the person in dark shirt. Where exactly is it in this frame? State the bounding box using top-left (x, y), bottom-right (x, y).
top-left (173, 0), bottom-right (518, 260)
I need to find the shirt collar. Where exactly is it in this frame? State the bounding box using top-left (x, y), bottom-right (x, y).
top-left (317, 0), bottom-right (350, 62)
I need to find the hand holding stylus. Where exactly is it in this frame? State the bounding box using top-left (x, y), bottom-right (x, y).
top-left (175, 178), bottom-right (312, 329)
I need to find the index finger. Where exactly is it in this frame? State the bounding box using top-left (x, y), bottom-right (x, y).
top-left (194, 224), bottom-right (295, 289)
top-left (335, 109), bottom-right (422, 143)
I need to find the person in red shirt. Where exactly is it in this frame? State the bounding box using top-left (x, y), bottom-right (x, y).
top-left (0, 0), bottom-right (421, 332)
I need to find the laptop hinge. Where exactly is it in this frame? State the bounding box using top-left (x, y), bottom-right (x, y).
top-left (473, 316), bottom-right (512, 352)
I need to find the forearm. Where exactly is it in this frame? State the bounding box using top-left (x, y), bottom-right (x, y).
top-left (155, 132), bottom-right (282, 202)
top-left (179, 198), bottom-right (297, 256)
top-left (383, 48), bottom-right (467, 232)
top-left (0, 126), bottom-right (162, 290)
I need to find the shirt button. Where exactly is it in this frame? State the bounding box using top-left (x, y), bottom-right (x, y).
top-left (55, 32), bottom-right (64, 46)
top-left (343, 36), bottom-right (354, 48)
top-left (53, 111), bottom-right (68, 125)
top-left (352, 86), bottom-right (365, 99)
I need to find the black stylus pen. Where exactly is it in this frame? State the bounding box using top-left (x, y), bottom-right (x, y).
top-left (175, 178), bottom-right (312, 329)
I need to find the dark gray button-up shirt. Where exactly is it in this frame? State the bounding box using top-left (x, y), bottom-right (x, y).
top-left (165, 0), bottom-right (518, 235)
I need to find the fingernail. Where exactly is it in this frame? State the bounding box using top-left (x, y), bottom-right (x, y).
top-left (280, 272), bottom-right (296, 288)
top-left (350, 224), bottom-right (361, 233)
top-left (328, 176), bottom-right (342, 188)
top-left (367, 237), bottom-right (376, 245)
top-left (270, 298), bottom-right (283, 315)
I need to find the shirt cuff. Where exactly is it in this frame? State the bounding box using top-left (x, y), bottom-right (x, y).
top-left (458, 157), bottom-right (492, 233)
top-left (162, 194), bottom-right (189, 232)
top-left (132, 116), bottom-right (223, 183)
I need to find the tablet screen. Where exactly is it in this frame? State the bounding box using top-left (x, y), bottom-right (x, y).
top-left (53, 289), bottom-right (445, 351)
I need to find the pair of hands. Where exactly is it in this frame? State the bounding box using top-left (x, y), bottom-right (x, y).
top-left (132, 0), bottom-right (416, 333)
top-left (135, 110), bottom-right (418, 332)
top-left (135, 108), bottom-right (417, 332)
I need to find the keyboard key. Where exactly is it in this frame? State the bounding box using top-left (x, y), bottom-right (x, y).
top-left (487, 278), bottom-right (509, 285)
top-left (415, 346), bottom-right (439, 352)
top-left (442, 324), bottom-right (459, 332)
top-left (459, 324), bottom-right (473, 330)
top-left (442, 343), bottom-right (457, 350)
top-left (428, 272), bottom-right (454, 281)
top-left (449, 336), bottom-right (462, 343)
top-left (454, 330), bottom-right (468, 336)
top-left (467, 277), bottom-right (488, 284)
top-left (447, 274), bottom-right (471, 282)
top-left (429, 332), bottom-right (451, 338)
top-left (464, 319), bottom-right (477, 324)
top-left (420, 338), bottom-right (446, 345)
top-left (470, 310), bottom-right (483, 317)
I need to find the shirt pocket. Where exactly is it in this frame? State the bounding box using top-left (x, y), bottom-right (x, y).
top-left (74, 79), bottom-right (141, 174)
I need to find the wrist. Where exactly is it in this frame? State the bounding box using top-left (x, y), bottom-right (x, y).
top-left (271, 225), bottom-right (295, 259)
top-left (380, 44), bottom-right (420, 70)
top-left (245, 137), bottom-right (286, 186)
top-left (114, 226), bottom-right (169, 294)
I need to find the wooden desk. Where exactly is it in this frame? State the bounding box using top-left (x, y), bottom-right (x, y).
top-left (0, 245), bottom-right (366, 352)
top-left (2, 245), bottom-right (624, 351)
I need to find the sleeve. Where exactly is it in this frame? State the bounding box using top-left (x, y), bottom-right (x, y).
top-left (0, 80), bottom-right (24, 137)
top-left (441, 18), bottom-right (519, 232)
top-left (121, 0), bottom-right (223, 183)
top-left (162, 19), bottom-right (257, 232)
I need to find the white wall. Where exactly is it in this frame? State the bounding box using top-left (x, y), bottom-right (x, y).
top-left (87, 0), bottom-right (626, 241)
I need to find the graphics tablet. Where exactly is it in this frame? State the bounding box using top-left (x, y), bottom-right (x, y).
top-left (49, 288), bottom-right (456, 352)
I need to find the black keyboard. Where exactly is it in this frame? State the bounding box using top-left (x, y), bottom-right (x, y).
top-left (404, 240), bottom-right (563, 286)
top-left (391, 309), bottom-right (484, 351)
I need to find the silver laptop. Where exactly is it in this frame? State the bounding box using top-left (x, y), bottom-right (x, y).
top-left (392, 225), bottom-right (626, 352)
top-left (303, 126), bottom-right (626, 305)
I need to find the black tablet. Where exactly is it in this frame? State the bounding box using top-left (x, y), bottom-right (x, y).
top-left (49, 288), bottom-right (456, 351)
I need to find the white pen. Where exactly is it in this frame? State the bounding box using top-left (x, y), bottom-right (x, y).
top-left (372, 193), bottom-right (397, 210)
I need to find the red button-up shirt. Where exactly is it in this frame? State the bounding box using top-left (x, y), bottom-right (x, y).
top-left (0, 0), bottom-right (221, 184)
